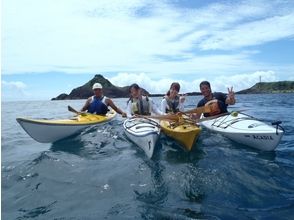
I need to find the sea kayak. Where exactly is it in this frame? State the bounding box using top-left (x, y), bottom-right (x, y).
top-left (160, 120), bottom-right (201, 151)
top-left (123, 118), bottom-right (160, 158)
top-left (16, 111), bottom-right (117, 143)
top-left (200, 112), bottom-right (284, 151)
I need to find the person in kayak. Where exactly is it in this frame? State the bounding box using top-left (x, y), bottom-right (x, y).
top-left (195, 81), bottom-right (236, 118)
top-left (81, 83), bottom-right (127, 117)
top-left (126, 83), bottom-right (163, 117)
top-left (161, 82), bottom-right (186, 114)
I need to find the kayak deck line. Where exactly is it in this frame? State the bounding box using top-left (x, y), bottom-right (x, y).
top-left (123, 118), bottom-right (160, 159)
top-left (16, 118), bottom-right (110, 126)
top-left (212, 116), bottom-right (261, 129)
top-left (208, 112), bottom-right (285, 133)
top-left (16, 111), bottom-right (116, 126)
top-left (200, 112), bottom-right (284, 151)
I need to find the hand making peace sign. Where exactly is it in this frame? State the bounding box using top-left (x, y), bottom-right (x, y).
top-left (227, 87), bottom-right (235, 104)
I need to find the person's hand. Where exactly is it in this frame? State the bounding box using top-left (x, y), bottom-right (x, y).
top-left (227, 87), bottom-right (235, 104)
top-left (176, 112), bottom-right (183, 116)
top-left (190, 113), bottom-right (197, 119)
top-left (131, 114), bottom-right (139, 118)
top-left (180, 94), bottom-right (186, 103)
top-left (121, 112), bottom-right (127, 118)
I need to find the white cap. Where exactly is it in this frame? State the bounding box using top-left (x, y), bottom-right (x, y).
top-left (92, 83), bottom-right (103, 90)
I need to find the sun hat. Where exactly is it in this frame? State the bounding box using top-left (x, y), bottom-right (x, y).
top-left (92, 83), bottom-right (103, 90)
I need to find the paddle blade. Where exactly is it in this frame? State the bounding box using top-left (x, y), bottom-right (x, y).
top-left (183, 105), bottom-right (211, 114)
top-left (68, 105), bottom-right (79, 114)
top-left (67, 105), bottom-right (87, 116)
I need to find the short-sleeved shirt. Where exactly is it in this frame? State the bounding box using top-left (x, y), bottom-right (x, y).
top-left (197, 92), bottom-right (228, 117)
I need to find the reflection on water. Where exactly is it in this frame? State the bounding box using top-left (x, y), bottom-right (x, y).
top-left (2, 94), bottom-right (294, 219)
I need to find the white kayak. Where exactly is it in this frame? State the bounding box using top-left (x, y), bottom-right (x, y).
top-left (200, 112), bottom-right (284, 151)
top-left (123, 118), bottom-right (160, 158)
top-left (16, 111), bottom-right (117, 143)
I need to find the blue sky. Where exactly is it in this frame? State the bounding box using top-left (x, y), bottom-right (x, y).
top-left (2, 0), bottom-right (294, 101)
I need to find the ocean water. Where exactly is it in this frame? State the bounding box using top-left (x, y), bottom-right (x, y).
top-left (2, 94), bottom-right (294, 219)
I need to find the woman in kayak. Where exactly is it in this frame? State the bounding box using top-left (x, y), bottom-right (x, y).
top-left (126, 83), bottom-right (163, 117)
top-left (161, 82), bottom-right (186, 114)
top-left (195, 81), bottom-right (236, 118)
top-left (81, 83), bottom-right (127, 117)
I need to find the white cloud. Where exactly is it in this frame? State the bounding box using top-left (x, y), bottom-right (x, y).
top-left (2, 80), bottom-right (27, 89)
top-left (1, 81), bottom-right (30, 100)
top-left (200, 13), bottom-right (294, 50)
top-left (210, 70), bottom-right (278, 92)
top-left (2, 0), bottom-right (294, 78)
top-left (108, 70), bottom-right (278, 94)
top-left (109, 72), bottom-right (203, 94)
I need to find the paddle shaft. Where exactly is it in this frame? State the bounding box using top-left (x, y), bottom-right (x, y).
top-left (68, 105), bottom-right (83, 115)
top-left (136, 114), bottom-right (180, 121)
top-left (182, 105), bottom-right (211, 114)
top-left (133, 104), bottom-right (221, 121)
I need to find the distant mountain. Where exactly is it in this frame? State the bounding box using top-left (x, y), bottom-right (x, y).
top-left (51, 74), bottom-right (149, 100)
top-left (236, 81), bottom-right (294, 94)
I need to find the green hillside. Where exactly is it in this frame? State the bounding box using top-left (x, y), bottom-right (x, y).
top-left (237, 81), bottom-right (294, 94)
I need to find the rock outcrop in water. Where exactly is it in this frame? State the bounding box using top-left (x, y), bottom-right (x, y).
top-left (236, 81), bottom-right (294, 94)
top-left (51, 74), bottom-right (149, 100)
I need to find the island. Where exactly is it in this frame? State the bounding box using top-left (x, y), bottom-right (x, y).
top-left (52, 75), bottom-right (294, 100)
top-left (236, 81), bottom-right (294, 94)
top-left (51, 74), bottom-right (149, 100)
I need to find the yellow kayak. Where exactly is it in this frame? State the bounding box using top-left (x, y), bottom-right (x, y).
top-left (16, 111), bottom-right (116, 143)
top-left (160, 120), bottom-right (201, 151)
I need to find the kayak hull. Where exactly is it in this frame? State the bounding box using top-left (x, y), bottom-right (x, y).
top-left (160, 120), bottom-right (201, 151)
top-left (200, 112), bottom-right (284, 151)
top-left (16, 111), bottom-right (117, 143)
top-left (123, 118), bottom-right (160, 159)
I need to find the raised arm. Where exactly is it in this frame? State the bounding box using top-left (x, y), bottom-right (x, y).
top-left (160, 98), bottom-right (167, 114)
top-left (178, 95), bottom-right (186, 112)
top-left (126, 100), bottom-right (133, 118)
top-left (151, 99), bottom-right (163, 115)
top-left (106, 98), bottom-right (127, 117)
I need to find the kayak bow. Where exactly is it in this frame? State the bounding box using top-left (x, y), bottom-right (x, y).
top-left (123, 118), bottom-right (160, 158)
top-left (16, 111), bottom-right (117, 143)
top-left (160, 120), bottom-right (201, 151)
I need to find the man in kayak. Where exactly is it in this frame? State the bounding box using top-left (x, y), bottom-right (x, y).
top-left (126, 83), bottom-right (163, 117)
top-left (81, 83), bottom-right (127, 117)
top-left (195, 81), bottom-right (236, 118)
top-left (161, 82), bottom-right (186, 114)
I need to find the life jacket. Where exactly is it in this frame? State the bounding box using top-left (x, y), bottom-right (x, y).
top-left (131, 96), bottom-right (151, 115)
top-left (87, 96), bottom-right (108, 115)
top-left (204, 99), bottom-right (227, 117)
top-left (165, 95), bottom-right (180, 113)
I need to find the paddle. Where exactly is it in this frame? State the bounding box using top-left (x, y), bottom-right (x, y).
top-left (192, 110), bottom-right (248, 123)
top-left (136, 114), bottom-right (196, 129)
top-left (194, 112), bottom-right (230, 123)
top-left (181, 105), bottom-right (211, 114)
top-left (67, 105), bottom-right (87, 116)
top-left (139, 114), bottom-right (180, 121)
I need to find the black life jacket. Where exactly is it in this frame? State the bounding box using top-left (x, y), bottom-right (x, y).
top-left (165, 95), bottom-right (180, 113)
top-left (131, 96), bottom-right (151, 115)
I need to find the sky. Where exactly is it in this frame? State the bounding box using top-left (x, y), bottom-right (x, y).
top-left (1, 0), bottom-right (294, 101)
